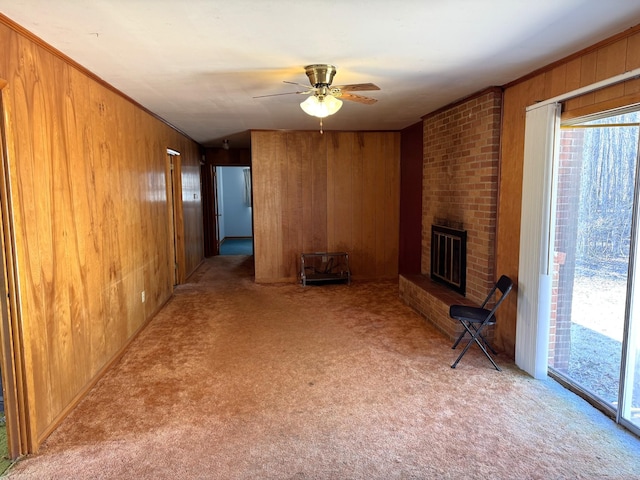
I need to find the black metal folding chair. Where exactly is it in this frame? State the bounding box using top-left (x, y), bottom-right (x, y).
top-left (450, 275), bottom-right (513, 371)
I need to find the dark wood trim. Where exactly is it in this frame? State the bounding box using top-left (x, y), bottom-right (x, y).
top-left (399, 121), bottom-right (423, 275)
top-left (422, 86), bottom-right (503, 120)
top-left (204, 148), bottom-right (252, 166)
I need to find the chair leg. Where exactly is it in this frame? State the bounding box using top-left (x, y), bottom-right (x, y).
top-left (451, 324), bottom-right (501, 371)
top-left (451, 321), bottom-right (476, 368)
top-left (451, 337), bottom-right (475, 369)
top-left (452, 323), bottom-right (497, 355)
top-left (478, 333), bottom-right (497, 355)
top-left (474, 336), bottom-right (501, 371)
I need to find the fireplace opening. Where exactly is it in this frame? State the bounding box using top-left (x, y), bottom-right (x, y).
top-left (431, 225), bottom-right (467, 296)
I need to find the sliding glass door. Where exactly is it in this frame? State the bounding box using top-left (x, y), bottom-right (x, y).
top-left (549, 108), bottom-right (640, 434)
top-left (621, 177), bottom-right (640, 430)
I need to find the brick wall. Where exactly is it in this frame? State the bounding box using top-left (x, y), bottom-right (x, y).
top-left (400, 87), bottom-right (503, 344)
top-left (548, 252), bottom-right (566, 367)
top-left (549, 128), bottom-right (585, 369)
top-left (422, 87), bottom-right (502, 304)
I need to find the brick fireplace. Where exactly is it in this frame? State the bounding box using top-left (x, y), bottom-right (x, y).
top-left (400, 87), bottom-right (502, 340)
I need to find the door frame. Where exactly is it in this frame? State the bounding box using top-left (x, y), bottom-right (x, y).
top-left (201, 163), bottom-right (219, 257)
top-left (0, 80), bottom-right (30, 458)
top-left (213, 166), bottom-right (221, 254)
top-left (215, 165), bottom-right (254, 255)
top-left (167, 149), bottom-right (183, 285)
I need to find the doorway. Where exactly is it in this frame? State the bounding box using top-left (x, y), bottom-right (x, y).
top-left (216, 166), bottom-right (253, 256)
top-left (549, 108), bottom-right (640, 435)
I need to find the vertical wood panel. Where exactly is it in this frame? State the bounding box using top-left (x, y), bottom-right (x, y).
top-left (87, 81), bottom-right (114, 375)
top-left (360, 133), bottom-right (378, 278)
top-left (372, 135), bottom-right (387, 277)
top-left (626, 31), bottom-right (640, 70)
top-left (14, 36), bottom-right (58, 431)
top-left (327, 132), bottom-right (354, 253)
top-left (383, 133), bottom-right (401, 278)
top-left (562, 58), bottom-right (585, 112)
top-left (576, 51), bottom-right (598, 107)
top-left (564, 58), bottom-right (582, 92)
top-left (594, 38), bottom-right (628, 103)
top-left (309, 134), bottom-right (327, 252)
top-left (351, 134), bottom-right (365, 277)
top-left (63, 64), bottom-right (93, 394)
top-left (544, 64), bottom-right (567, 99)
top-left (180, 140), bottom-right (204, 279)
top-left (284, 133), bottom-right (302, 276)
top-left (325, 133), bottom-right (337, 250)
top-left (252, 132), bottom-right (284, 282)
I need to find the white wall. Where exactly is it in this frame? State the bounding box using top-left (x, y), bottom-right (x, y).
top-left (218, 166), bottom-right (252, 238)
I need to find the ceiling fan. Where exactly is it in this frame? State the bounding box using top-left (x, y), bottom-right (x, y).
top-left (255, 64), bottom-right (380, 132)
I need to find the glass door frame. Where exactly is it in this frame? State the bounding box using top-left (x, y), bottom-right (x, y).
top-left (618, 131), bottom-right (640, 435)
top-left (546, 107), bottom-right (640, 438)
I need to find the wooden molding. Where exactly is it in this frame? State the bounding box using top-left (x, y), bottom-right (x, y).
top-left (503, 23), bottom-right (640, 90)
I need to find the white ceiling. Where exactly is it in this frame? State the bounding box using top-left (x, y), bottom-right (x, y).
top-left (2, 0), bottom-right (640, 148)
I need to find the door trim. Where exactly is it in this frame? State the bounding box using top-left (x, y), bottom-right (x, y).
top-left (0, 80), bottom-right (30, 457)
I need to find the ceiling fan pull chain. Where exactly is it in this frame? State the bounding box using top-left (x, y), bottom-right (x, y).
top-left (320, 118), bottom-right (323, 134)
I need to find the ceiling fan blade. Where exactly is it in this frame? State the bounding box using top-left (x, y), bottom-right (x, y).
top-left (284, 80), bottom-right (317, 89)
top-left (333, 83), bottom-right (380, 92)
top-left (253, 90), bottom-right (312, 99)
top-left (339, 92), bottom-right (378, 105)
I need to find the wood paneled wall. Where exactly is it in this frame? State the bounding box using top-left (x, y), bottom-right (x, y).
top-left (251, 131), bottom-right (400, 283)
top-left (497, 24), bottom-right (640, 357)
top-left (0, 16), bottom-right (203, 450)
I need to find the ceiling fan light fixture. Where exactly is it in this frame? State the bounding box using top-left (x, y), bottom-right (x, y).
top-left (300, 94), bottom-right (343, 118)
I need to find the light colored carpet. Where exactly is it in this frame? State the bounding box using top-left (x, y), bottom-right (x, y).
top-left (5, 256), bottom-right (640, 479)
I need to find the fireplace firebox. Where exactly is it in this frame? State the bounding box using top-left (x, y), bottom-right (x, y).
top-left (430, 225), bottom-right (467, 296)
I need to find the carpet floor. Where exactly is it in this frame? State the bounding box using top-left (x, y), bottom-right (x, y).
top-left (219, 238), bottom-right (253, 256)
top-left (5, 256), bottom-right (640, 479)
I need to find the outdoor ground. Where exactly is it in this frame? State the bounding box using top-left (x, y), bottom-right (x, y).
top-left (564, 271), bottom-right (639, 420)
